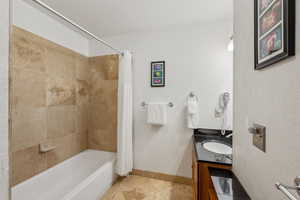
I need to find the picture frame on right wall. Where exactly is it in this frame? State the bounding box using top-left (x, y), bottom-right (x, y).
top-left (254, 0), bottom-right (295, 70)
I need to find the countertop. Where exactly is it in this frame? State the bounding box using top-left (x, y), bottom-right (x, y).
top-left (193, 128), bottom-right (232, 165)
top-left (209, 167), bottom-right (251, 200)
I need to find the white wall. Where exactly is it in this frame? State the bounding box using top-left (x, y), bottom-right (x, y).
top-left (233, 1), bottom-right (300, 200)
top-left (0, 0), bottom-right (10, 199)
top-left (13, 0), bottom-right (89, 56)
top-left (90, 20), bottom-right (233, 178)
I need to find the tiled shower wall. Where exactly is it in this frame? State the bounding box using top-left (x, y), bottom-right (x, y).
top-left (10, 26), bottom-right (89, 186)
top-left (10, 26), bottom-right (119, 186)
top-left (88, 55), bottom-right (118, 152)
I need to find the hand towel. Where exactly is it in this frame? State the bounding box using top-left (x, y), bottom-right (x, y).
top-left (221, 105), bottom-right (229, 132)
top-left (147, 103), bottom-right (167, 125)
top-left (187, 98), bottom-right (199, 114)
top-left (187, 96), bottom-right (200, 129)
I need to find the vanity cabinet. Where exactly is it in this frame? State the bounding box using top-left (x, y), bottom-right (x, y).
top-left (192, 149), bottom-right (199, 200)
top-left (208, 189), bottom-right (218, 200)
top-left (192, 149), bottom-right (231, 200)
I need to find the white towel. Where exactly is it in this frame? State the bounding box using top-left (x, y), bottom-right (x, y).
top-left (221, 106), bottom-right (229, 131)
top-left (187, 98), bottom-right (199, 114)
top-left (187, 97), bottom-right (200, 129)
top-left (147, 103), bottom-right (167, 125)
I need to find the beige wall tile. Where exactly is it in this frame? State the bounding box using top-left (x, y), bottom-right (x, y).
top-left (11, 108), bottom-right (47, 152)
top-left (89, 80), bottom-right (117, 107)
top-left (88, 129), bottom-right (117, 152)
top-left (12, 27), bottom-right (46, 74)
top-left (89, 100), bottom-right (115, 131)
top-left (76, 79), bottom-right (89, 106)
top-left (45, 133), bottom-right (86, 169)
top-left (76, 104), bottom-right (89, 134)
top-left (47, 106), bottom-right (76, 139)
top-left (90, 78), bottom-right (117, 97)
top-left (76, 55), bottom-right (90, 106)
top-left (89, 55), bottom-right (119, 80)
top-left (89, 80), bottom-right (117, 132)
top-left (11, 145), bottom-right (47, 186)
top-left (11, 68), bottom-right (46, 111)
top-left (87, 55), bottom-right (118, 153)
top-left (47, 77), bottom-right (76, 106)
top-left (76, 55), bottom-right (89, 81)
top-left (46, 134), bottom-right (75, 168)
top-left (45, 40), bottom-right (77, 107)
top-left (72, 132), bottom-right (87, 154)
top-left (45, 45), bottom-right (76, 81)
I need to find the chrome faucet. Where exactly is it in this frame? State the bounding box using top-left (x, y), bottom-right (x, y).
top-left (225, 133), bottom-right (233, 138)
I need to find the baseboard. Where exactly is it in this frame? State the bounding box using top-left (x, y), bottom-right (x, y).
top-left (131, 169), bottom-right (192, 185)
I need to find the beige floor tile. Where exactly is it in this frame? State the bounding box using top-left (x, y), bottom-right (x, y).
top-left (101, 176), bottom-right (193, 200)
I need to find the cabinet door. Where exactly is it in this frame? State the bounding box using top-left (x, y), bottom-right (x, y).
top-left (199, 162), bottom-right (232, 200)
top-left (192, 150), bottom-right (198, 200)
top-left (208, 189), bottom-right (218, 200)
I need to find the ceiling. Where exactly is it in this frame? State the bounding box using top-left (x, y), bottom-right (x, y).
top-left (35, 0), bottom-right (233, 37)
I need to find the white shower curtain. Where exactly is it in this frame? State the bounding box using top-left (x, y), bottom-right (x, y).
top-left (116, 51), bottom-right (133, 176)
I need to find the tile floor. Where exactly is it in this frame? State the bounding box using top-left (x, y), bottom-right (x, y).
top-left (101, 175), bottom-right (193, 200)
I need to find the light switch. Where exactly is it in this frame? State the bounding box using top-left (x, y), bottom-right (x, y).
top-left (249, 123), bottom-right (266, 152)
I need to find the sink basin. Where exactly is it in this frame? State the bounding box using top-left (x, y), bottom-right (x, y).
top-left (202, 141), bottom-right (232, 155)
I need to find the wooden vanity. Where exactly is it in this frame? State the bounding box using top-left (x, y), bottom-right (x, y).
top-left (192, 148), bottom-right (231, 200)
top-left (192, 129), bottom-right (250, 200)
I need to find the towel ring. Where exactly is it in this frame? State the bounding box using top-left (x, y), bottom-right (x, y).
top-left (187, 92), bottom-right (199, 101)
top-left (189, 92), bottom-right (196, 97)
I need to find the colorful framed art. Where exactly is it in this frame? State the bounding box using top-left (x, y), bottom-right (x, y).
top-left (151, 61), bottom-right (165, 87)
top-left (254, 0), bottom-right (295, 70)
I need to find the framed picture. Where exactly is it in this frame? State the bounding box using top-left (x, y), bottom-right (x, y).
top-left (254, 0), bottom-right (295, 70)
top-left (151, 61), bottom-right (165, 87)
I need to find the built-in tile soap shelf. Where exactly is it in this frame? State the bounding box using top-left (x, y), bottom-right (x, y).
top-left (39, 143), bottom-right (56, 153)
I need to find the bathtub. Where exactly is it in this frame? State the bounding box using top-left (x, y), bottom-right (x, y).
top-left (12, 150), bottom-right (116, 200)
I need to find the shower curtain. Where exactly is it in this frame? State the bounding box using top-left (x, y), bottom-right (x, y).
top-left (116, 51), bottom-right (133, 176)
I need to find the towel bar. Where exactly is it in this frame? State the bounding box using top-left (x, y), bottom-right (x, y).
top-left (141, 102), bottom-right (174, 108)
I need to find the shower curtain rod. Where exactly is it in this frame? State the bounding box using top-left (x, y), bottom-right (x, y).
top-left (30, 0), bottom-right (124, 55)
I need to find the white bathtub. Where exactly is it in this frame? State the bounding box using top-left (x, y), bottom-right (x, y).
top-left (12, 150), bottom-right (116, 200)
